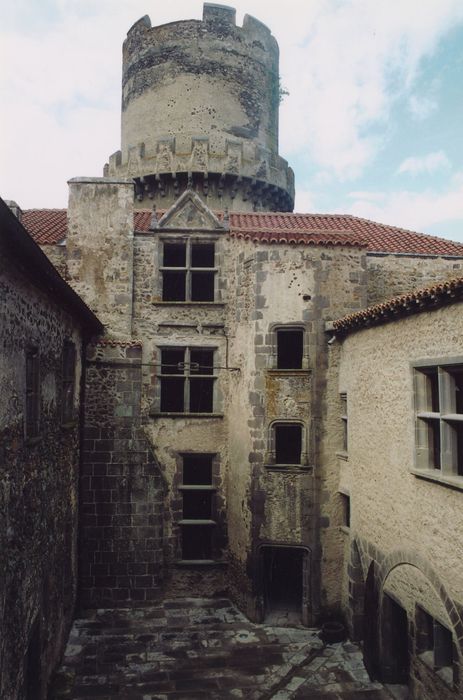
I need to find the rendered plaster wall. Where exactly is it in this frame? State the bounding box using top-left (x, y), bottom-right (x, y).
top-left (366, 254), bottom-right (463, 305)
top-left (0, 246), bottom-right (83, 699)
top-left (67, 178), bottom-right (134, 337)
top-left (226, 242), bottom-right (368, 621)
top-left (130, 226), bottom-right (231, 596)
top-left (338, 303), bottom-right (463, 697)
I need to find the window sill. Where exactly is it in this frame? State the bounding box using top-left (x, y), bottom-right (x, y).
top-left (152, 301), bottom-right (225, 307)
top-left (150, 412), bottom-right (224, 419)
top-left (336, 451), bottom-right (349, 462)
top-left (175, 560), bottom-right (227, 567)
top-left (410, 468), bottom-right (463, 491)
top-left (178, 519), bottom-right (216, 526)
top-left (264, 464), bottom-right (312, 473)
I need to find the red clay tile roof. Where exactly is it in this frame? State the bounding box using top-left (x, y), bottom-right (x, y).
top-left (333, 277), bottom-right (463, 337)
top-left (22, 209), bottom-right (67, 244)
top-left (22, 208), bottom-right (463, 256)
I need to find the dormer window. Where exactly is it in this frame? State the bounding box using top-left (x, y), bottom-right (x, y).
top-left (161, 240), bottom-right (216, 302)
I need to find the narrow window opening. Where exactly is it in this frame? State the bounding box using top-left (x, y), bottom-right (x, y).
top-left (340, 393), bottom-right (348, 452)
top-left (424, 367), bottom-right (440, 412)
top-left (275, 424), bottom-right (302, 464)
top-left (340, 493), bottom-right (350, 527)
top-left (24, 619), bottom-right (41, 700)
top-left (277, 329), bottom-right (303, 369)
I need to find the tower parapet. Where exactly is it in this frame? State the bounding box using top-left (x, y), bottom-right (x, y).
top-left (105, 3), bottom-right (294, 211)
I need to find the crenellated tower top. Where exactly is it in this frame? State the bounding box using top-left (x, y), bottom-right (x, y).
top-left (104, 3), bottom-right (294, 212)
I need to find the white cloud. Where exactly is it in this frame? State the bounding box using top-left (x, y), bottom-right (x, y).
top-left (343, 173), bottom-right (463, 237)
top-left (408, 93), bottom-right (438, 120)
top-left (397, 151), bottom-right (451, 176)
top-left (279, 0), bottom-right (463, 178)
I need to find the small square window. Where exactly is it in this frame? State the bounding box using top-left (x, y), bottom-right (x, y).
top-left (161, 240), bottom-right (215, 302)
top-left (159, 347), bottom-right (216, 414)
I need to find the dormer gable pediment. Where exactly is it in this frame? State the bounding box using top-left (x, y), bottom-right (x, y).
top-left (155, 189), bottom-right (226, 232)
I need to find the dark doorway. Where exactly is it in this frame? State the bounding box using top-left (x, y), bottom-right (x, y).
top-left (381, 594), bottom-right (410, 684)
top-left (263, 547), bottom-right (303, 617)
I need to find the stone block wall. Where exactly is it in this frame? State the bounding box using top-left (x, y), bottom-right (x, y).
top-left (79, 341), bottom-right (165, 608)
top-left (0, 242), bottom-right (85, 699)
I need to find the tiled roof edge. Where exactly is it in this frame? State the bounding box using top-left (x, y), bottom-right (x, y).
top-left (333, 277), bottom-right (463, 337)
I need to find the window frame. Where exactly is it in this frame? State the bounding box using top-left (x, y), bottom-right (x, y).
top-left (156, 345), bottom-right (220, 416)
top-left (25, 347), bottom-right (40, 441)
top-left (266, 420), bottom-right (309, 469)
top-left (413, 358), bottom-right (463, 489)
top-left (269, 324), bottom-right (309, 370)
top-left (177, 453), bottom-right (218, 564)
top-left (160, 237), bottom-right (218, 303)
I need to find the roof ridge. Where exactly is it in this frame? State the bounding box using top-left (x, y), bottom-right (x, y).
top-left (334, 276), bottom-right (463, 336)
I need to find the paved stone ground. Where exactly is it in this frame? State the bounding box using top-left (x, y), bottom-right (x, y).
top-left (50, 598), bottom-right (398, 699)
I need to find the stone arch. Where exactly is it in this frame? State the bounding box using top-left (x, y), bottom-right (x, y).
top-left (378, 548), bottom-right (463, 658)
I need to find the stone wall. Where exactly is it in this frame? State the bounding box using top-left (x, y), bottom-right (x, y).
top-left (366, 253), bottom-right (463, 305)
top-left (79, 341), bottom-right (165, 608)
top-left (0, 241), bottom-right (85, 699)
top-left (338, 302), bottom-right (463, 697)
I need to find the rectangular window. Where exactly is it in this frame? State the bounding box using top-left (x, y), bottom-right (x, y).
top-left (62, 341), bottom-right (76, 424)
top-left (276, 328), bottom-right (304, 369)
top-left (159, 347), bottom-right (216, 414)
top-left (179, 454), bottom-right (216, 561)
top-left (25, 348), bottom-right (40, 439)
top-left (161, 240), bottom-right (216, 302)
top-left (340, 393), bottom-right (348, 453)
top-left (340, 492), bottom-right (350, 528)
top-left (415, 363), bottom-right (463, 481)
top-left (274, 424), bottom-right (302, 464)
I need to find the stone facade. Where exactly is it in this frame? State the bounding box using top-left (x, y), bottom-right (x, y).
top-left (0, 199), bottom-right (101, 699)
top-left (337, 301), bottom-right (463, 698)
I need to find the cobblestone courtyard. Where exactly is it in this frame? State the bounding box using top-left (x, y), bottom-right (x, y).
top-left (50, 598), bottom-right (401, 699)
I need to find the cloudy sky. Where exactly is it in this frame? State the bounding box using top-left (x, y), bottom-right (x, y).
top-left (1, 0), bottom-right (463, 239)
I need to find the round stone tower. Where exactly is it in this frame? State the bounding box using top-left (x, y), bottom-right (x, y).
top-left (105, 3), bottom-right (294, 211)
